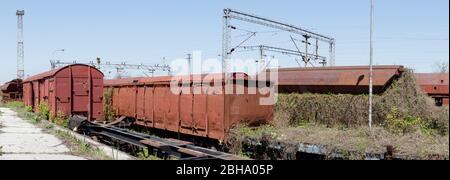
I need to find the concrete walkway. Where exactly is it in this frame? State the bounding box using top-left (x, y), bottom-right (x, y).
top-left (0, 108), bottom-right (86, 160)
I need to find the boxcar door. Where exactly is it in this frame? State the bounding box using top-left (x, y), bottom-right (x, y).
top-left (55, 77), bottom-right (71, 117)
top-left (72, 76), bottom-right (90, 117)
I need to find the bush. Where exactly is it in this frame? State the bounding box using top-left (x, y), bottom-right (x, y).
top-left (275, 93), bottom-right (370, 128)
top-left (103, 88), bottom-right (116, 121)
top-left (51, 111), bottom-right (69, 128)
top-left (386, 106), bottom-right (424, 134)
top-left (37, 102), bottom-right (50, 120)
top-left (25, 106), bottom-right (33, 112)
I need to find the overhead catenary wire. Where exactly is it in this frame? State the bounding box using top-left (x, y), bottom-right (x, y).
top-left (223, 8), bottom-right (336, 71)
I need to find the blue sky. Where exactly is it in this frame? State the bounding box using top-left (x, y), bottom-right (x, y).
top-left (1, 0), bottom-right (448, 83)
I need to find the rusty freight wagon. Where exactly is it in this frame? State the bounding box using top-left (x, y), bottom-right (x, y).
top-left (104, 73), bottom-right (274, 141)
top-left (1, 79), bottom-right (23, 102)
top-left (263, 65), bottom-right (405, 94)
top-left (415, 73), bottom-right (449, 106)
top-left (22, 64), bottom-right (104, 121)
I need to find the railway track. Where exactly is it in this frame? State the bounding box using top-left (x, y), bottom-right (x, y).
top-left (69, 116), bottom-right (246, 160)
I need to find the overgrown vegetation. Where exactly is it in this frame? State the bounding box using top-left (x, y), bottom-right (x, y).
top-left (103, 88), bottom-right (116, 121)
top-left (226, 69), bottom-right (449, 160)
top-left (5, 101), bottom-right (25, 109)
top-left (37, 102), bottom-right (50, 120)
top-left (273, 70), bottom-right (448, 135)
top-left (50, 111), bottom-right (69, 128)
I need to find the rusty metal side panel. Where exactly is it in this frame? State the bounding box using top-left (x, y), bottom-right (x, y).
top-left (136, 86), bottom-right (146, 120)
top-left (271, 66), bottom-right (403, 94)
top-left (144, 86), bottom-right (154, 126)
top-left (22, 82), bottom-right (33, 107)
top-left (153, 85), bottom-right (169, 129)
top-left (206, 87), bottom-right (225, 140)
top-left (166, 88), bottom-right (180, 132)
top-left (415, 73), bottom-right (449, 96)
top-left (44, 79), bottom-right (49, 103)
top-left (192, 85), bottom-right (207, 137)
top-left (118, 86), bottom-right (137, 118)
top-left (420, 85), bottom-right (450, 96)
top-left (32, 81), bottom-right (40, 112)
top-left (21, 82), bottom-right (27, 105)
top-left (39, 80), bottom-right (46, 105)
top-left (180, 87), bottom-right (193, 134)
top-left (444, 98), bottom-right (449, 106)
top-left (112, 87), bottom-right (121, 115)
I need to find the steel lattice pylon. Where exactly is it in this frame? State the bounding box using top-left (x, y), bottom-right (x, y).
top-left (16, 10), bottom-right (25, 80)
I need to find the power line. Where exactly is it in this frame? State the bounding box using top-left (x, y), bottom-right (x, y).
top-left (50, 59), bottom-right (172, 77)
top-left (223, 8), bottom-right (336, 70)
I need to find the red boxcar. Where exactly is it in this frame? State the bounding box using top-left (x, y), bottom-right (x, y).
top-left (23, 64), bottom-right (104, 120)
top-left (104, 73), bottom-right (274, 141)
top-left (415, 73), bottom-right (449, 106)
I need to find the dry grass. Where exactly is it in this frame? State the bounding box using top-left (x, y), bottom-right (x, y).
top-left (226, 124), bottom-right (449, 159)
top-left (280, 126), bottom-right (449, 159)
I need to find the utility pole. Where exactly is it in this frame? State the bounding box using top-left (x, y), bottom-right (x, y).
top-left (16, 10), bottom-right (25, 80)
top-left (96, 57), bottom-right (101, 70)
top-left (255, 45), bottom-right (265, 74)
top-left (187, 53), bottom-right (192, 75)
top-left (369, 0), bottom-right (375, 129)
top-left (302, 35), bottom-right (311, 67)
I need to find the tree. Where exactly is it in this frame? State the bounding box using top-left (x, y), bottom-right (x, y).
top-left (434, 61), bottom-right (449, 73)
